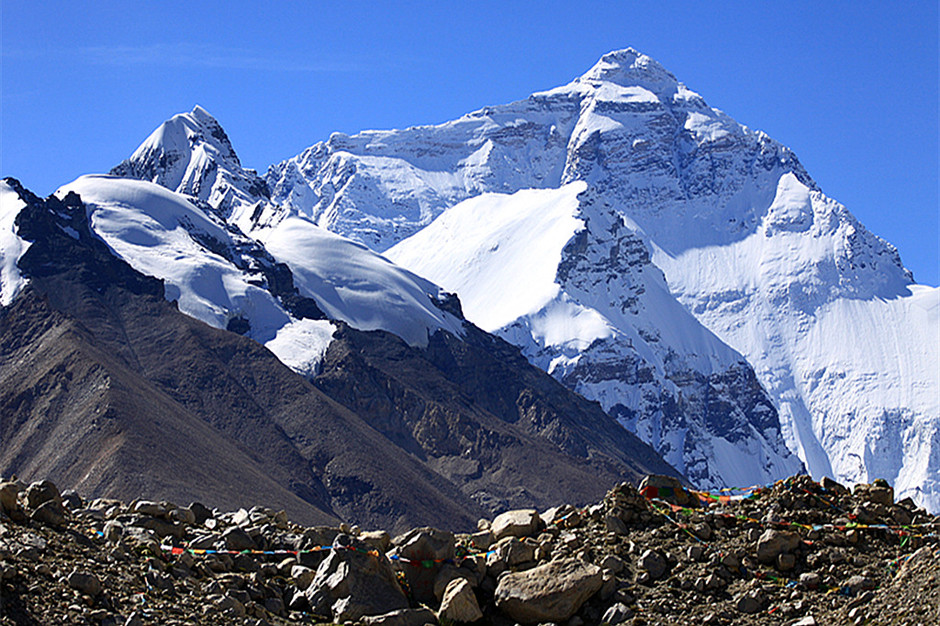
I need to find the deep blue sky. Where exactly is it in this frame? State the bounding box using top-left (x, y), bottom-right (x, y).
top-left (3, 1), bottom-right (937, 285)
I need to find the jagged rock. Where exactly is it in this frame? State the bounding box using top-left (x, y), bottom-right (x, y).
top-left (439, 577), bottom-right (483, 623)
top-left (67, 570), bottom-right (101, 596)
top-left (494, 557), bottom-right (603, 623)
top-left (305, 535), bottom-right (408, 621)
top-left (756, 529), bottom-right (801, 564)
top-left (470, 530), bottom-right (494, 550)
top-left (491, 509), bottom-right (542, 540)
top-left (187, 502), bottom-right (213, 525)
top-left (359, 607), bottom-right (438, 626)
top-left (25, 480), bottom-right (62, 510)
top-left (168, 507), bottom-right (196, 524)
top-left (638, 549), bottom-right (667, 580)
top-left (495, 537), bottom-right (537, 566)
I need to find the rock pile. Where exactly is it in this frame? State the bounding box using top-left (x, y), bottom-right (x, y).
top-left (0, 474), bottom-right (937, 625)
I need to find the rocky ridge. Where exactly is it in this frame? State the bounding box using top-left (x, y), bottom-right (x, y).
top-left (1, 474), bottom-right (937, 625)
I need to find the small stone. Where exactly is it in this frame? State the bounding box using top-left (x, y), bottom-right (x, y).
top-left (693, 522), bottom-right (713, 541)
top-left (67, 570), bottom-right (102, 597)
top-left (777, 552), bottom-right (797, 571)
top-left (60, 490), bottom-right (83, 511)
top-left (686, 545), bottom-right (705, 561)
top-left (736, 588), bottom-right (767, 614)
top-left (600, 554), bottom-right (625, 574)
top-left (103, 520), bottom-right (124, 543)
top-left (799, 572), bottom-right (821, 589)
top-left (602, 602), bottom-right (634, 624)
top-left (790, 617), bottom-right (817, 626)
top-left (604, 515), bottom-right (628, 535)
top-left (124, 612), bottom-right (144, 626)
top-left (439, 577), bottom-right (483, 623)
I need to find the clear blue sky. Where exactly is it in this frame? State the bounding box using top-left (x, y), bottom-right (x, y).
top-left (3, 1), bottom-right (937, 285)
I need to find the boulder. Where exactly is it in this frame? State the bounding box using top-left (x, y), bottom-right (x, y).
top-left (25, 480), bottom-right (62, 510)
top-left (0, 482), bottom-right (20, 515)
top-left (67, 570), bottom-right (102, 597)
top-left (222, 527), bottom-right (256, 552)
top-left (359, 607), bottom-right (439, 626)
top-left (756, 529), bottom-right (801, 564)
top-left (391, 527), bottom-right (455, 604)
top-left (491, 509), bottom-right (542, 540)
top-left (439, 577), bottom-right (483, 623)
top-left (638, 475), bottom-right (694, 507)
top-left (494, 557), bottom-right (603, 623)
top-left (305, 535), bottom-right (408, 622)
top-left (31, 501), bottom-right (67, 527)
top-left (638, 549), bottom-right (667, 580)
top-left (602, 603), bottom-right (634, 624)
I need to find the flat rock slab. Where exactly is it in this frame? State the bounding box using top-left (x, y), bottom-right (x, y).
top-left (494, 557), bottom-right (602, 623)
top-left (491, 509), bottom-right (542, 540)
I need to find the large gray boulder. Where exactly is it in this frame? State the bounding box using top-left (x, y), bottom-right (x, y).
top-left (305, 534), bottom-right (408, 622)
top-left (391, 526), bottom-right (455, 605)
top-left (491, 509), bottom-right (543, 540)
top-left (494, 558), bottom-right (603, 623)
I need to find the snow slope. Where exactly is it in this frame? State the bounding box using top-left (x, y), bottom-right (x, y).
top-left (0, 181), bottom-right (32, 306)
top-left (389, 182), bottom-right (801, 488)
top-left (54, 176), bottom-right (465, 378)
top-left (273, 48), bottom-right (938, 509)
top-left (656, 173), bottom-right (940, 509)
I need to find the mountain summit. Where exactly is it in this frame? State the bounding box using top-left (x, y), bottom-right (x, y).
top-left (260, 48), bottom-right (937, 510)
top-left (92, 48), bottom-right (938, 511)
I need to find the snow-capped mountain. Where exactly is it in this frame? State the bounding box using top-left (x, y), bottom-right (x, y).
top-left (54, 175), bottom-right (465, 376)
top-left (263, 48), bottom-right (938, 509)
top-left (387, 182), bottom-right (800, 488)
top-left (110, 105), bottom-right (277, 234)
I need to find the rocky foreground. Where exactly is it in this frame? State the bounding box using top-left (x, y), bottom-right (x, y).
top-left (0, 475), bottom-right (937, 626)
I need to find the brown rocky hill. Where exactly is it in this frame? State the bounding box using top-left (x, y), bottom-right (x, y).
top-left (0, 474), bottom-right (936, 625)
top-left (0, 179), bottom-right (677, 532)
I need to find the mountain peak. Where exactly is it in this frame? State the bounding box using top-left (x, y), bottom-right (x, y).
top-left (577, 48), bottom-right (680, 95)
top-left (110, 107), bottom-right (272, 226)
